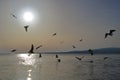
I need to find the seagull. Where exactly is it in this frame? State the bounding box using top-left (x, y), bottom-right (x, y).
top-left (28, 44), bottom-right (34, 56)
top-left (57, 59), bottom-right (61, 62)
top-left (39, 53), bottom-right (42, 58)
top-left (56, 54), bottom-right (58, 58)
top-left (75, 56), bottom-right (84, 61)
top-left (88, 49), bottom-right (93, 55)
top-left (105, 29), bottom-right (116, 39)
top-left (104, 57), bottom-right (110, 60)
top-left (11, 49), bottom-right (16, 52)
top-left (72, 45), bottom-right (76, 48)
top-left (79, 39), bottom-right (83, 42)
top-left (89, 60), bottom-right (93, 63)
top-left (52, 33), bottom-right (57, 36)
top-left (24, 25), bottom-right (29, 32)
top-left (11, 13), bottom-right (17, 19)
top-left (36, 45), bottom-right (43, 50)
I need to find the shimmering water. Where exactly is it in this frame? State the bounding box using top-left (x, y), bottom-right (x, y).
top-left (0, 53), bottom-right (120, 80)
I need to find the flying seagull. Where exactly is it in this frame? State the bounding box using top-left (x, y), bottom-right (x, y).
top-left (52, 33), bottom-right (57, 36)
top-left (28, 44), bottom-right (34, 56)
top-left (88, 49), bottom-right (93, 55)
top-left (79, 39), bottom-right (83, 42)
top-left (89, 60), bottom-right (93, 63)
top-left (75, 56), bottom-right (84, 61)
top-left (104, 57), bottom-right (109, 60)
top-left (24, 25), bottom-right (29, 32)
top-left (105, 29), bottom-right (116, 39)
top-left (11, 13), bottom-right (17, 19)
top-left (57, 59), bottom-right (61, 62)
top-left (39, 53), bottom-right (42, 58)
top-left (56, 54), bottom-right (58, 58)
top-left (72, 45), bottom-right (76, 48)
top-left (36, 45), bottom-right (43, 50)
top-left (11, 49), bottom-right (16, 52)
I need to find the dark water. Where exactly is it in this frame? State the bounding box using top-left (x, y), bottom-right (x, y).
top-left (0, 53), bottom-right (120, 80)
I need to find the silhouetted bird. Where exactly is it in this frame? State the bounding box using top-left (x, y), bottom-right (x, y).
top-left (57, 59), bottom-right (61, 62)
top-left (79, 39), bottom-right (83, 42)
top-left (89, 60), bottom-right (93, 63)
top-left (28, 44), bottom-right (34, 56)
top-left (11, 13), bottom-right (17, 19)
top-left (75, 56), bottom-right (84, 61)
top-left (52, 33), bottom-right (57, 36)
top-left (72, 45), bottom-right (76, 48)
top-left (36, 45), bottom-right (43, 50)
top-left (24, 25), bottom-right (29, 32)
top-left (11, 49), bottom-right (16, 52)
top-left (39, 53), bottom-right (42, 58)
top-left (88, 49), bottom-right (93, 55)
top-left (104, 57), bottom-right (109, 60)
top-left (56, 54), bottom-right (58, 58)
top-left (105, 29), bottom-right (116, 38)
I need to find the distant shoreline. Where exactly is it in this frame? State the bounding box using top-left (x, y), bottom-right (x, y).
top-left (0, 47), bottom-right (120, 54)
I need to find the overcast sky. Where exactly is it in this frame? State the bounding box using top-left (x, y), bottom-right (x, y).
top-left (0, 0), bottom-right (120, 52)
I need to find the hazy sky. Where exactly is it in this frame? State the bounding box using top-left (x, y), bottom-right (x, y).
top-left (0, 0), bottom-right (120, 52)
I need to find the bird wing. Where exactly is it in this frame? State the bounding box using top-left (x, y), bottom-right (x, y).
top-left (11, 49), bottom-right (16, 52)
top-left (11, 13), bottom-right (17, 19)
top-left (24, 25), bottom-right (29, 28)
top-left (110, 30), bottom-right (116, 33)
top-left (110, 30), bottom-right (116, 35)
top-left (36, 46), bottom-right (40, 49)
top-left (105, 33), bottom-right (108, 38)
top-left (72, 45), bottom-right (76, 48)
top-left (36, 45), bottom-right (43, 50)
top-left (40, 45), bottom-right (43, 47)
top-left (75, 57), bottom-right (81, 60)
top-left (104, 57), bottom-right (108, 60)
top-left (28, 44), bottom-right (34, 53)
top-left (53, 33), bottom-right (56, 36)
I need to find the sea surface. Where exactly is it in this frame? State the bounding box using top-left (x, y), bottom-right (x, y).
top-left (0, 53), bottom-right (120, 80)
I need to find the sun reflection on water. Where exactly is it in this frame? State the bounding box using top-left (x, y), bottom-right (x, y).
top-left (27, 69), bottom-right (32, 80)
top-left (27, 77), bottom-right (32, 80)
top-left (28, 69), bottom-right (32, 76)
top-left (17, 53), bottom-right (36, 66)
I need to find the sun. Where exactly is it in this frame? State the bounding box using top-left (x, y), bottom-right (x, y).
top-left (23, 12), bottom-right (34, 22)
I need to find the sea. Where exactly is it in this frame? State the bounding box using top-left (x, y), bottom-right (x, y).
top-left (0, 53), bottom-right (120, 80)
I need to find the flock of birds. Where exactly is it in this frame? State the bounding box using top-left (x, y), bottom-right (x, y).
top-left (10, 13), bottom-right (116, 63)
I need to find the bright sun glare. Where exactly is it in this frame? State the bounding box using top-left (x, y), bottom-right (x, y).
top-left (23, 12), bottom-right (34, 22)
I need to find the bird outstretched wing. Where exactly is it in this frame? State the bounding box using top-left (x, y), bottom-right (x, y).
top-left (75, 57), bottom-right (81, 60)
top-left (11, 13), bottom-right (17, 19)
top-left (110, 30), bottom-right (116, 34)
top-left (109, 29), bottom-right (116, 36)
top-left (105, 33), bottom-right (109, 38)
top-left (52, 33), bottom-right (57, 36)
top-left (72, 45), bottom-right (76, 48)
top-left (11, 49), bottom-right (16, 52)
top-left (28, 44), bottom-right (34, 53)
top-left (36, 45), bottom-right (43, 50)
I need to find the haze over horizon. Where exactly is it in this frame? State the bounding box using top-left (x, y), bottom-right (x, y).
top-left (0, 0), bottom-right (120, 52)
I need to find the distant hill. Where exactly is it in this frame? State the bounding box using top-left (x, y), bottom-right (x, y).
top-left (67, 47), bottom-right (120, 54)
